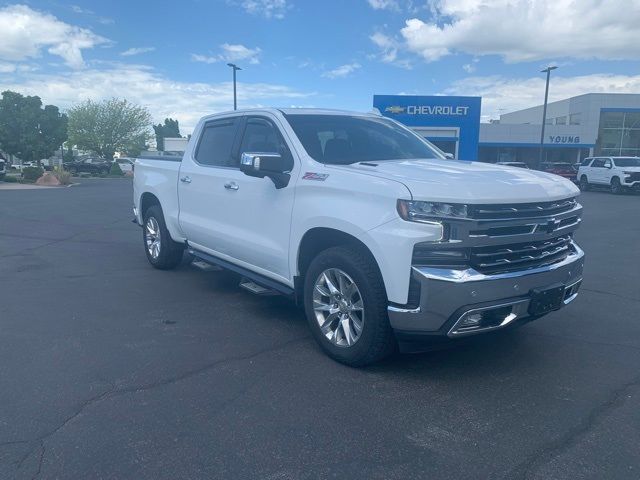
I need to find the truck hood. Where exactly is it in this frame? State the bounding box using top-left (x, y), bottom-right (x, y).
top-left (342, 158), bottom-right (579, 204)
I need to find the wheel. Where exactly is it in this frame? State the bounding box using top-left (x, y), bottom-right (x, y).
top-left (303, 246), bottom-right (396, 367)
top-left (142, 205), bottom-right (184, 269)
top-left (69, 167), bottom-right (77, 175)
top-left (611, 177), bottom-right (624, 195)
top-left (579, 175), bottom-right (590, 191)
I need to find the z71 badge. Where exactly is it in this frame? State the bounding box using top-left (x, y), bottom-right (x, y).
top-left (302, 172), bottom-right (329, 181)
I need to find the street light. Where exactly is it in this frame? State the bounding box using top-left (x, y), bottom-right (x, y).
top-left (227, 63), bottom-right (242, 110)
top-left (538, 65), bottom-right (558, 168)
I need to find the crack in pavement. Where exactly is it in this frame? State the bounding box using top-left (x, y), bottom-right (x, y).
top-left (13, 335), bottom-right (309, 479)
top-left (581, 287), bottom-right (640, 304)
top-left (504, 374), bottom-right (640, 480)
top-left (0, 218), bottom-right (130, 259)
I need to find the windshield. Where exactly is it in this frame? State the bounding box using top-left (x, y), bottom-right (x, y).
top-left (613, 158), bottom-right (640, 167)
top-left (284, 114), bottom-right (443, 164)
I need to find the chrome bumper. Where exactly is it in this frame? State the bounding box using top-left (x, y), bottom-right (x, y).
top-left (388, 241), bottom-right (585, 337)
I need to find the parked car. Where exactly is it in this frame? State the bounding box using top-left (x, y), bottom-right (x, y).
top-left (133, 108), bottom-right (584, 366)
top-left (578, 156), bottom-right (640, 194)
top-left (115, 157), bottom-right (135, 173)
top-left (540, 162), bottom-right (577, 181)
top-left (63, 157), bottom-right (111, 175)
top-left (497, 161), bottom-right (529, 169)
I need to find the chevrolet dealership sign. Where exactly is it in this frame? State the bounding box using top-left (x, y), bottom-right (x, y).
top-left (374, 95), bottom-right (481, 161)
top-left (385, 105), bottom-right (470, 116)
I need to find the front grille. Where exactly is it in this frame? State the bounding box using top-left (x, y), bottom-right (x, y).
top-left (468, 198), bottom-right (577, 220)
top-left (625, 172), bottom-right (640, 182)
top-left (412, 196), bottom-right (581, 277)
top-left (470, 235), bottom-right (573, 274)
top-left (412, 235), bottom-right (575, 275)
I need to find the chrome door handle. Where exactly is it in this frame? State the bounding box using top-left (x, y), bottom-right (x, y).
top-left (224, 182), bottom-right (239, 191)
top-left (180, 176), bottom-right (192, 183)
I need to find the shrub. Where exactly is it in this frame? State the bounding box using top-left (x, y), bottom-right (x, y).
top-left (2, 175), bottom-right (18, 183)
top-left (53, 168), bottom-right (72, 185)
top-left (109, 161), bottom-right (124, 176)
top-left (22, 167), bottom-right (44, 182)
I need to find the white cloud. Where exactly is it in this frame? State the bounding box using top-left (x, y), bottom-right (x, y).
top-left (462, 58), bottom-right (478, 73)
top-left (0, 4), bottom-right (108, 69)
top-left (191, 43), bottom-right (261, 65)
top-left (401, 0), bottom-right (640, 63)
top-left (0, 64), bottom-right (315, 132)
top-left (367, 0), bottom-right (399, 10)
top-left (369, 32), bottom-right (413, 69)
top-left (322, 63), bottom-right (361, 79)
top-left (121, 47), bottom-right (156, 57)
top-left (370, 32), bottom-right (398, 63)
top-left (237, 0), bottom-right (289, 19)
top-left (445, 73), bottom-right (640, 122)
top-left (462, 63), bottom-right (475, 73)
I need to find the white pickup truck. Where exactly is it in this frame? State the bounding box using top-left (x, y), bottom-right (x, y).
top-left (133, 108), bottom-right (584, 366)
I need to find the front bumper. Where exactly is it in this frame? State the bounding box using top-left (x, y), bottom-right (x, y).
top-left (388, 241), bottom-right (584, 338)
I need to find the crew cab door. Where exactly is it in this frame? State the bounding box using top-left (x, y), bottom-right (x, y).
top-left (178, 114), bottom-right (297, 284)
top-left (601, 158), bottom-right (614, 184)
top-left (177, 114), bottom-right (241, 255)
top-left (590, 158), bottom-right (606, 184)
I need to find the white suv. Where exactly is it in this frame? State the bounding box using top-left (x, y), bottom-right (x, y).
top-left (578, 156), bottom-right (640, 194)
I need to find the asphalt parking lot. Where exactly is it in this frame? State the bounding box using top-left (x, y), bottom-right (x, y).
top-left (1, 178), bottom-right (639, 480)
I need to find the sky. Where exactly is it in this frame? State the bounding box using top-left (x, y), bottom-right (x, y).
top-left (1, 0), bottom-right (640, 133)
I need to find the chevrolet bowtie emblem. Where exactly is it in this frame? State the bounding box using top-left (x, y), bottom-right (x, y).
top-left (385, 106), bottom-right (406, 114)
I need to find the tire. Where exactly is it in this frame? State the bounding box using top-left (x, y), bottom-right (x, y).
top-left (142, 205), bottom-right (184, 269)
top-left (303, 246), bottom-right (396, 367)
top-left (611, 177), bottom-right (624, 195)
top-left (579, 175), bottom-right (590, 191)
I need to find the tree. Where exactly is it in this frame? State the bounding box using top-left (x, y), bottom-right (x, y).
top-left (67, 98), bottom-right (151, 160)
top-left (153, 118), bottom-right (181, 151)
top-left (0, 90), bottom-right (68, 164)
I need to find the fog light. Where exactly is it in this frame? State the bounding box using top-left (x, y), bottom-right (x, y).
top-left (459, 313), bottom-right (482, 328)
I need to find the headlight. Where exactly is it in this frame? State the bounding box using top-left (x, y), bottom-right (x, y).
top-left (397, 199), bottom-right (469, 222)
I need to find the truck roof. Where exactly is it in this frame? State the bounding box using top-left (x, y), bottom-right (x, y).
top-left (202, 107), bottom-right (376, 120)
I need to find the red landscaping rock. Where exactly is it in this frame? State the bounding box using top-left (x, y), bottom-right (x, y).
top-left (35, 172), bottom-right (62, 186)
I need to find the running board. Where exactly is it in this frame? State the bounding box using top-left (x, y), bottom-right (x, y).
top-left (188, 248), bottom-right (294, 296)
top-left (191, 259), bottom-right (223, 272)
top-left (239, 279), bottom-right (278, 296)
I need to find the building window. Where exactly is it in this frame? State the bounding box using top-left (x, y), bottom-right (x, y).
top-left (555, 116), bottom-right (567, 125)
top-left (569, 113), bottom-right (581, 125)
top-left (545, 118), bottom-right (553, 125)
top-left (596, 110), bottom-right (640, 156)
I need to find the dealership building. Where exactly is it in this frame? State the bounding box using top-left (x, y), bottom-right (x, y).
top-left (374, 93), bottom-right (640, 165)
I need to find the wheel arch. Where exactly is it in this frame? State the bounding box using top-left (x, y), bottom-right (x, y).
top-left (140, 191), bottom-right (162, 217)
top-left (295, 227), bottom-right (384, 301)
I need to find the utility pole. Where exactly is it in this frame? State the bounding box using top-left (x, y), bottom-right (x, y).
top-left (227, 63), bottom-right (242, 110)
top-left (538, 65), bottom-right (558, 168)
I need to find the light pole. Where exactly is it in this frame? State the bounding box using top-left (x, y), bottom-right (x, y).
top-left (227, 63), bottom-right (241, 110)
top-left (538, 65), bottom-right (558, 168)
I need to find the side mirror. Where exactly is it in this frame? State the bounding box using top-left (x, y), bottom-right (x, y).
top-left (444, 152), bottom-right (454, 160)
top-left (240, 152), bottom-right (291, 189)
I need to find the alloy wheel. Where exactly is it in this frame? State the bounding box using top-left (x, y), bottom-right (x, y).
top-left (312, 268), bottom-right (364, 347)
top-left (145, 217), bottom-right (161, 259)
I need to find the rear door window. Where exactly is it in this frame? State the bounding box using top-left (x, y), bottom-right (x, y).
top-left (195, 118), bottom-right (239, 167)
